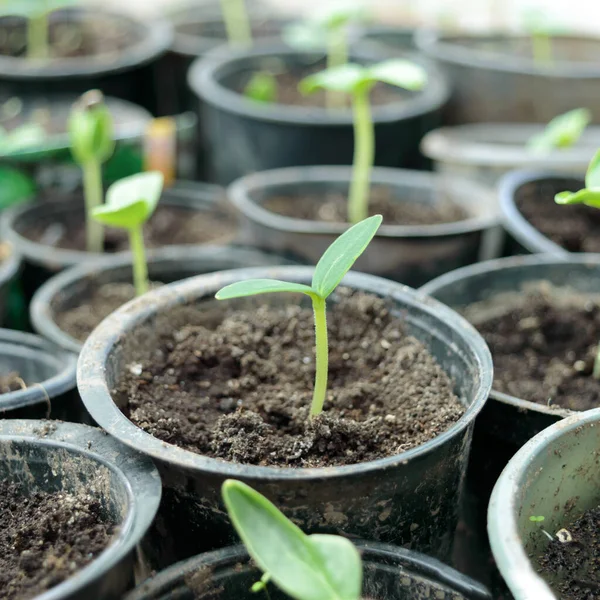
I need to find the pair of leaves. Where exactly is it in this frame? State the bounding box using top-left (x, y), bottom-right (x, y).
top-left (216, 214), bottom-right (382, 302)
top-left (92, 171), bottom-right (164, 230)
top-left (222, 480), bottom-right (362, 600)
top-left (555, 149), bottom-right (600, 208)
top-left (528, 108), bottom-right (591, 153)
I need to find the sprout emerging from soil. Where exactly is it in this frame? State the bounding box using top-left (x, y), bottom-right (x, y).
top-left (244, 71), bottom-right (278, 103)
top-left (216, 214), bottom-right (382, 417)
top-left (220, 0), bottom-right (252, 46)
top-left (92, 172), bottom-right (163, 296)
top-left (528, 108), bottom-right (591, 154)
top-left (300, 61), bottom-right (427, 224)
top-left (69, 90), bottom-right (115, 254)
top-left (223, 479), bottom-right (362, 600)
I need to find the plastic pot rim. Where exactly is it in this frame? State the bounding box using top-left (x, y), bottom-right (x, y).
top-left (76, 265), bottom-right (493, 481)
top-left (228, 165), bottom-right (499, 238)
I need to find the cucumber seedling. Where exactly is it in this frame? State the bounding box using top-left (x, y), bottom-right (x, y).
top-left (69, 90), bottom-right (115, 254)
top-left (300, 60), bottom-right (427, 223)
top-left (220, 0), bottom-right (252, 46)
top-left (92, 171), bottom-right (164, 296)
top-left (528, 108), bottom-right (591, 153)
top-left (216, 214), bottom-right (382, 417)
top-left (222, 479), bottom-right (362, 600)
top-left (244, 71), bottom-right (278, 103)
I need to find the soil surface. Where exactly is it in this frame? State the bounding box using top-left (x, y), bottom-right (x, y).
top-left (463, 282), bottom-right (600, 410)
top-left (516, 181), bottom-right (600, 252)
top-left (0, 372), bottom-right (26, 394)
top-left (538, 505), bottom-right (600, 600)
top-left (0, 480), bottom-right (115, 600)
top-left (264, 186), bottom-right (468, 226)
top-left (117, 289), bottom-right (464, 468)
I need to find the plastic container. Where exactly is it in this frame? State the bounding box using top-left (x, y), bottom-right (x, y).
top-left (77, 266), bottom-right (492, 568)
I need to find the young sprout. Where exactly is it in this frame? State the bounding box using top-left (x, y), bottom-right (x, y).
top-left (522, 8), bottom-right (554, 66)
top-left (216, 215), bottom-right (382, 417)
top-left (219, 0), bottom-right (252, 46)
top-left (528, 108), bottom-right (591, 154)
top-left (244, 71), bottom-right (278, 104)
top-left (69, 90), bottom-right (115, 254)
top-left (222, 480), bottom-right (362, 600)
top-left (92, 172), bottom-right (164, 297)
top-left (300, 61), bottom-right (427, 224)
top-left (555, 149), bottom-right (600, 378)
top-left (530, 515), bottom-right (545, 523)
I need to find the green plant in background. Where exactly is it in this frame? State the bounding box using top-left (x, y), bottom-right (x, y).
top-left (528, 108), bottom-right (591, 153)
top-left (244, 71), bottom-right (278, 103)
top-left (0, 122), bottom-right (46, 154)
top-left (220, 0), bottom-right (252, 46)
top-left (300, 61), bottom-right (427, 224)
top-left (69, 90), bottom-right (115, 254)
top-left (222, 480), bottom-right (362, 600)
top-left (92, 172), bottom-right (163, 297)
top-left (522, 7), bottom-right (557, 66)
top-left (216, 215), bottom-right (382, 417)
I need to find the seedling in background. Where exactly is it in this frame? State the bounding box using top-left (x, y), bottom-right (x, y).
top-left (244, 71), bottom-right (278, 103)
top-left (556, 149), bottom-right (600, 378)
top-left (300, 61), bottom-right (427, 224)
top-left (69, 90), bottom-right (115, 254)
top-left (528, 108), bottom-right (591, 153)
top-left (92, 171), bottom-right (163, 297)
top-left (522, 8), bottom-right (554, 66)
top-left (0, 122), bottom-right (46, 154)
top-left (222, 480), bottom-right (362, 600)
top-left (216, 215), bottom-right (382, 417)
top-left (219, 0), bottom-right (252, 46)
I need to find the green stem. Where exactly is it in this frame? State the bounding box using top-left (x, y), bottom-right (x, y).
top-left (310, 295), bottom-right (328, 417)
top-left (326, 27), bottom-right (348, 111)
top-left (532, 32), bottom-right (553, 66)
top-left (348, 87), bottom-right (374, 224)
top-left (82, 161), bottom-right (104, 254)
top-left (129, 226), bottom-right (149, 297)
top-left (27, 9), bottom-right (49, 59)
top-left (219, 0), bottom-right (252, 46)
top-left (593, 345), bottom-right (600, 380)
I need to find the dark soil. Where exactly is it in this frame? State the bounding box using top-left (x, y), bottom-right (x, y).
top-left (0, 480), bottom-right (115, 600)
top-left (516, 181), bottom-right (600, 252)
top-left (0, 372), bottom-right (26, 394)
top-left (538, 505), bottom-right (600, 600)
top-left (117, 289), bottom-right (464, 468)
top-left (463, 282), bottom-right (600, 410)
top-left (263, 186), bottom-right (468, 226)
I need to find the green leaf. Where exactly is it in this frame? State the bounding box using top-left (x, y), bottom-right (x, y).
top-left (222, 480), bottom-right (362, 600)
top-left (585, 149), bottom-right (600, 189)
top-left (244, 71), bottom-right (278, 104)
top-left (367, 60), bottom-right (428, 91)
top-left (299, 63), bottom-right (369, 95)
top-left (215, 279), bottom-right (315, 301)
top-left (555, 188), bottom-right (600, 209)
top-left (312, 214), bottom-right (382, 299)
top-left (528, 108), bottom-right (592, 153)
top-left (529, 516), bottom-right (545, 523)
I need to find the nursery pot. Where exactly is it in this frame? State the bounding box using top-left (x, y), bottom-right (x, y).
top-left (30, 245), bottom-right (293, 354)
top-left (188, 42), bottom-right (450, 184)
top-left (421, 124), bottom-right (600, 187)
top-left (77, 266), bottom-right (492, 568)
top-left (0, 8), bottom-right (172, 115)
top-left (0, 181), bottom-right (235, 301)
top-left (0, 241), bottom-right (21, 325)
top-left (0, 419), bottom-right (161, 600)
top-left (0, 328), bottom-right (79, 421)
top-left (416, 31), bottom-right (600, 124)
top-left (488, 407), bottom-right (600, 600)
top-left (126, 542), bottom-right (491, 600)
top-left (229, 166), bottom-right (501, 287)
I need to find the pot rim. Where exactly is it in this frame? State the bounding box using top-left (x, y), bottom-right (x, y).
top-left (77, 265), bottom-right (493, 480)
top-left (228, 165), bottom-right (499, 237)
top-left (0, 418), bottom-right (161, 600)
top-left (488, 407), bottom-right (600, 600)
top-left (188, 41), bottom-right (450, 126)
top-left (0, 239), bottom-right (20, 288)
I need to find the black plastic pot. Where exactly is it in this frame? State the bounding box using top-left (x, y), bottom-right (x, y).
top-left (416, 31), bottom-right (600, 124)
top-left (499, 170), bottom-right (579, 255)
top-left (0, 241), bottom-right (21, 325)
top-left (229, 165), bottom-right (501, 287)
top-left (0, 328), bottom-right (80, 421)
top-left (126, 542), bottom-right (491, 600)
top-left (77, 266), bottom-right (492, 568)
top-left (0, 7), bottom-right (172, 115)
top-left (0, 181), bottom-right (235, 301)
top-left (30, 245), bottom-right (292, 354)
top-left (188, 42), bottom-right (450, 184)
top-left (0, 419), bottom-right (161, 600)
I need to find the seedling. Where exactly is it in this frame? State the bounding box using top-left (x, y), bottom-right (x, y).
top-left (216, 215), bottom-right (382, 417)
top-left (219, 0), bottom-right (252, 46)
top-left (529, 515), bottom-right (545, 523)
top-left (69, 90), bottom-right (115, 254)
top-left (244, 71), bottom-right (278, 103)
top-left (522, 8), bottom-right (554, 66)
top-left (555, 149), bottom-right (600, 378)
top-left (222, 479), bottom-right (362, 600)
top-left (528, 108), bottom-right (591, 153)
top-left (300, 60), bottom-right (427, 224)
top-left (92, 171), bottom-right (163, 297)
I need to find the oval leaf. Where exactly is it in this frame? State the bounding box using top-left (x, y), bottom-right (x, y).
top-left (216, 279), bottom-right (315, 300)
top-left (585, 149), bottom-right (600, 190)
top-left (244, 71), bottom-right (278, 104)
top-left (222, 480), bottom-right (361, 600)
top-left (528, 108), bottom-right (591, 153)
top-left (312, 214), bottom-right (382, 299)
top-left (367, 60), bottom-right (428, 91)
top-left (299, 64), bottom-right (368, 95)
top-left (92, 199), bottom-right (149, 229)
top-left (555, 188), bottom-right (600, 209)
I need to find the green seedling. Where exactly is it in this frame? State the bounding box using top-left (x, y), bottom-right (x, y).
top-left (69, 90), bottom-right (115, 254)
top-left (92, 171), bottom-right (163, 297)
top-left (528, 108), bottom-right (591, 153)
top-left (223, 480), bottom-right (362, 600)
top-left (530, 515), bottom-right (545, 523)
top-left (522, 8), bottom-right (557, 66)
top-left (556, 149), bottom-right (600, 378)
top-left (219, 0), bottom-right (252, 46)
top-left (216, 215), bottom-right (382, 417)
top-left (244, 71), bottom-right (278, 103)
top-left (300, 60), bottom-right (427, 224)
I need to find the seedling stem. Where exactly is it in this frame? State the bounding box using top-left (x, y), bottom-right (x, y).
top-left (28, 5), bottom-right (49, 59)
top-left (82, 161), bottom-right (103, 254)
top-left (220, 0), bottom-right (252, 46)
top-left (129, 226), bottom-right (149, 296)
